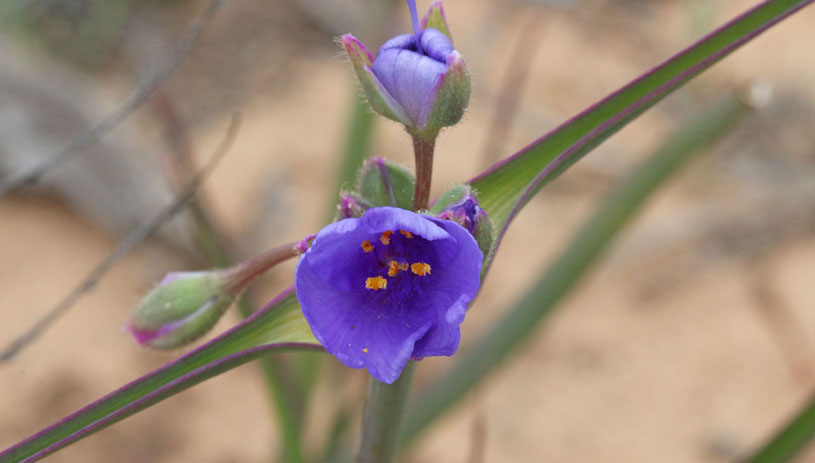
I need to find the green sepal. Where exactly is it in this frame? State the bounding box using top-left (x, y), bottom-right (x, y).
top-left (429, 184), bottom-right (470, 214)
top-left (472, 209), bottom-right (496, 267)
top-left (341, 34), bottom-right (413, 127)
top-left (127, 271), bottom-right (234, 349)
top-left (421, 1), bottom-right (453, 41)
top-left (357, 157), bottom-right (415, 209)
top-left (417, 51), bottom-right (471, 136)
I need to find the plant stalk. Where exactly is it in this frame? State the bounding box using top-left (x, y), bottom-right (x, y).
top-left (411, 135), bottom-right (436, 211)
top-left (224, 242), bottom-right (301, 294)
top-left (357, 362), bottom-right (415, 463)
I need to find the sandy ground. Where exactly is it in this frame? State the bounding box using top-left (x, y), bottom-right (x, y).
top-left (1, 0), bottom-right (813, 462)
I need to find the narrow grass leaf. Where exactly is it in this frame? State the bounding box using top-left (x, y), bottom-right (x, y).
top-left (400, 93), bottom-right (750, 446)
top-left (0, 289), bottom-right (320, 463)
top-left (469, 0), bottom-right (813, 273)
top-left (744, 393), bottom-right (815, 463)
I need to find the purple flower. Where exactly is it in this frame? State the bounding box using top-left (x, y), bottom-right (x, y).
top-left (295, 207), bottom-right (483, 383)
top-left (341, 1), bottom-right (470, 136)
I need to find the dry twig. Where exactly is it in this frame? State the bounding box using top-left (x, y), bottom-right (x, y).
top-left (0, 114), bottom-right (241, 363)
top-left (0, 0), bottom-right (225, 198)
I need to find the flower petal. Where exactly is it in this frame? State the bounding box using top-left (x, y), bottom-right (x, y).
top-left (341, 34), bottom-right (413, 127)
top-left (411, 217), bottom-right (482, 358)
top-left (419, 28), bottom-right (455, 62)
top-left (295, 253), bottom-right (433, 383)
top-left (295, 208), bottom-right (483, 384)
top-left (359, 207), bottom-right (450, 241)
top-left (372, 37), bottom-right (447, 126)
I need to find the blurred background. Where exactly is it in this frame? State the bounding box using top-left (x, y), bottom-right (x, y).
top-left (0, 0), bottom-right (813, 461)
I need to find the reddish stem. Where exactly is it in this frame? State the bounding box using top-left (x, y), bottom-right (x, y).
top-left (411, 136), bottom-right (436, 211)
top-left (224, 243), bottom-right (302, 294)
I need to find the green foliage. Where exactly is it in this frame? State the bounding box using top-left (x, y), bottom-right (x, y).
top-left (471, 0), bottom-right (812, 271)
top-left (400, 94), bottom-right (750, 446)
top-left (0, 291), bottom-right (319, 463)
top-left (3, 2), bottom-right (811, 461)
top-left (745, 394), bottom-right (815, 463)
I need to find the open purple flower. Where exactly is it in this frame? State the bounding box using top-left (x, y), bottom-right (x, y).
top-left (295, 207), bottom-right (482, 383)
top-left (341, 1), bottom-right (470, 136)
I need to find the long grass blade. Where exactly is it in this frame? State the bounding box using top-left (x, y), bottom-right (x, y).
top-left (0, 0), bottom-right (225, 197)
top-left (743, 393), bottom-right (815, 463)
top-left (400, 93), bottom-right (751, 446)
top-left (0, 289), bottom-right (320, 463)
top-left (470, 0), bottom-right (813, 274)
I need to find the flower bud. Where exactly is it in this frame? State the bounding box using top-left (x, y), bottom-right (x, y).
top-left (127, 242), bottom-right (306, 349)
top-left (432, 184), bottom-right (495, 259)
top-left (357, 157), bottom-right (415, 209)
top-left (335, 193), bottom-right (371, 220)
top-left (341, 1), bottom-right (470, 138)
top-left (126, 271), bottom-right (235, 349)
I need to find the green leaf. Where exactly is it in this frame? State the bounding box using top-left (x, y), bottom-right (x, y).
top-left (0, 289), bottom-right (320, 463)
top-left (744, 393), bottom-right (815, 463)
top-left (469, 0), bottom-right (813, 272)
top-left (400, 93), bottom-right (751, 446)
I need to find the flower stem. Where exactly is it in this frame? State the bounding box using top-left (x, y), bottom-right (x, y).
top-left (223, 242), bottom-right (302, 294)
top-left (411, 135), bottom-right (436, 211)
top-left (357, 362), bottom-right (415, 463)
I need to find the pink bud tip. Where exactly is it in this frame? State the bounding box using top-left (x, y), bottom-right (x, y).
top-left (296, 234), bottom-right (316, 253)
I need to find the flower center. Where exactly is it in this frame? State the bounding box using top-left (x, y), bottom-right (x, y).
top-left (361, 229), bottom-right (432, 291)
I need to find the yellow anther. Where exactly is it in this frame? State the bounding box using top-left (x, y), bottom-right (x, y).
top-left (365, 276), bottom-right (388, 290)
top-left (361, 240), bottom-right (374, 253)
top-left (400, 230), bottom-right (413, 239)
top-left (388, 260), bottom-right (409, 277)
top-left (363, 348), bottom-right (369, 353)
top-left (380, 230), bottom-right (393, 245)
top-left (410, 262), bottom-right (431, 276)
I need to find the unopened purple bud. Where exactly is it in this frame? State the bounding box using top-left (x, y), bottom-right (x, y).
top-left (437, 195), bottom-right (484, 233)
top-left (431, 184), bottom-right (495, 258)
top-left (127, 271), bottom-right (234, 349)
top-left (296, 234), bottom-right (317, 253)
top-left (437, 200), bottom-right (478, 233)
top-left (341, 1), bottom-right (470, 137)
